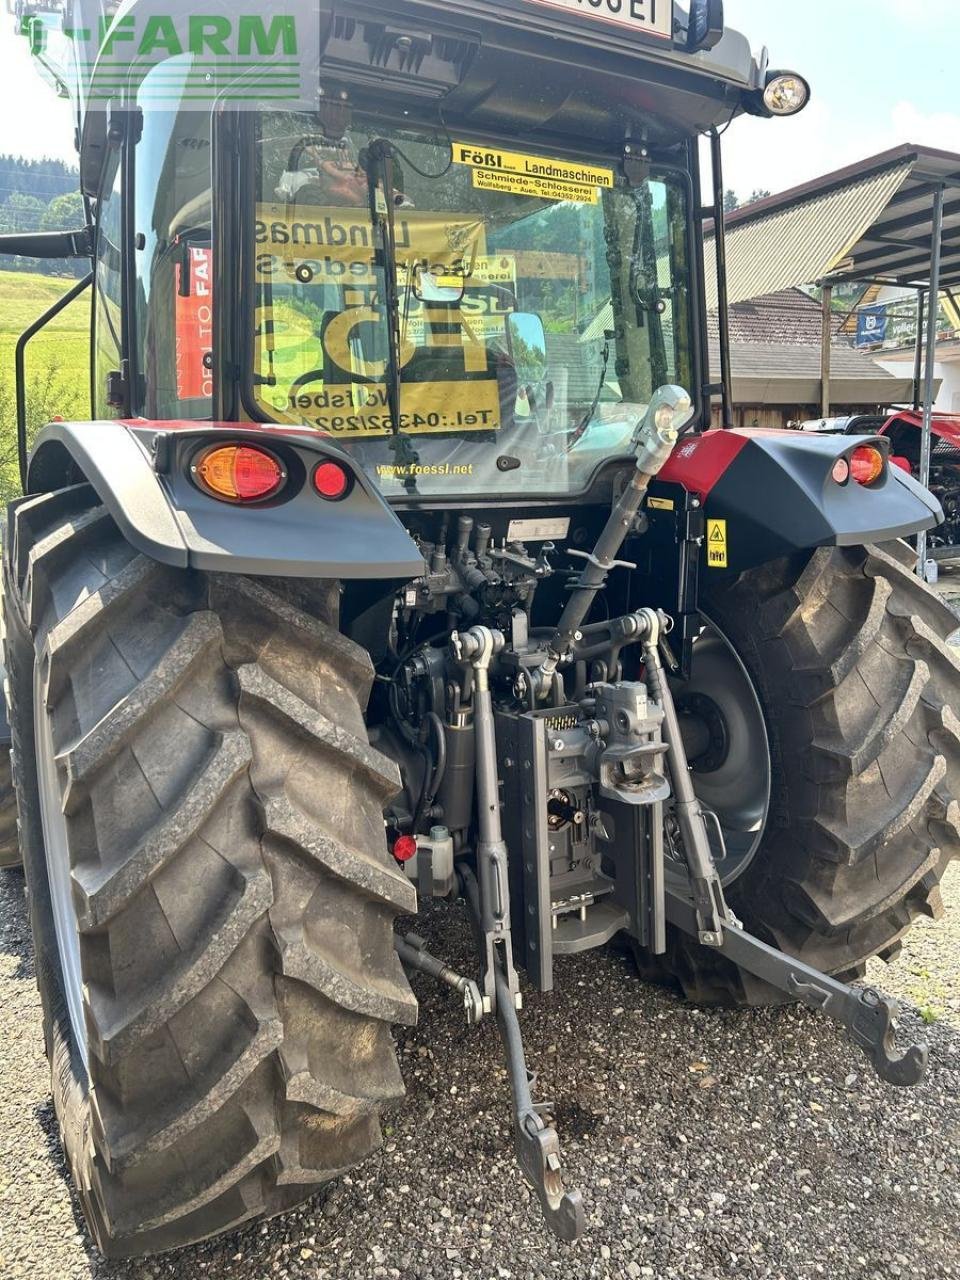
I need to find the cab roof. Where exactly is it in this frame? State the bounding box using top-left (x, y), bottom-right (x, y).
top-left (19, 0), bottom-right (769, 185)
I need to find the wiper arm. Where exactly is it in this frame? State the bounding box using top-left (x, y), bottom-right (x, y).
top-left (567, 329), bottom-right (613, 452)
top-left (366, 139), bottom-right (420, 492)
top-left (632, 184), bottom-right (668, 390)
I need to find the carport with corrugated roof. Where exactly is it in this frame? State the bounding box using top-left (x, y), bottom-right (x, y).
top-left (705, 143), bottom-right (960, 574)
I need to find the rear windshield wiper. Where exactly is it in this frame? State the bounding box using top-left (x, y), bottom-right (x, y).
top-left (632, 185), bottom-right (668, 390)
top-left (365, 139), bottom-right (420, 492)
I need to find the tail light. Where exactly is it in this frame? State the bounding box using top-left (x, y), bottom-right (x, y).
top-left (849, 445), bottom-right (885, 487)
top-left (193, 444), bottom-right (285, 502)
top-left (313, 460), bottom-right (351, 500)
top-left (832, 445), bottom-right (886, 488)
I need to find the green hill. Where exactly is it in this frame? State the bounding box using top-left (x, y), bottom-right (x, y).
top-left (0, 268), bottom-right (89, 502)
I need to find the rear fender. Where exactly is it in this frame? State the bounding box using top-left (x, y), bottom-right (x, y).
top-left (657, 428), bottom-right (942, 573)
top-left (26, 420), bottom-right (425, 580)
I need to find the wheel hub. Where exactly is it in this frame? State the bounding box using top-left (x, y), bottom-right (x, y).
top-left (676, 690), bottom-right (729, 773)
top-left (667, 617), bottom-right (771, 887)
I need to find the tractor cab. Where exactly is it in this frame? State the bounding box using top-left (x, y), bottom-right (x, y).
top-left (17, 0), bottom-right (807, 505)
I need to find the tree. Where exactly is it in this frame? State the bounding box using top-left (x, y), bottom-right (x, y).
top-left (0, 155), bottom-right (78, 205)
top-left (723, 188), bottom-right (740, 213)
top-left (0, 192), bottom-right (45, 232)
top-left (745, 188), bottom-right (771, 206)
top-left (40, 190), bottom-right (84, 231)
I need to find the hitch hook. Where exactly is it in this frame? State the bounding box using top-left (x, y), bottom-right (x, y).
top-left (494, 964), bottom-right (586, 1241)
top-left (460, 867), bottom-right (585, 1240)
top-left (788, 977), bottom-right (928, 1087)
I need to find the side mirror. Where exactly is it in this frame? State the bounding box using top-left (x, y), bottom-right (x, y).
top-left (506, 311), bottom-right (548, 386)
top-left (410, 261), bottom-right (466, 304)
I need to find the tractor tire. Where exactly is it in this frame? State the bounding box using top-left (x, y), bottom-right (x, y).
top-left (0, 748), bottom-right (19, 867)
top-left (3, 485), bottom-right (417, 1257)
top-left (641, 540), bottom-right (960, 1005)
top-left (0, 614), bottom-right (22, 867)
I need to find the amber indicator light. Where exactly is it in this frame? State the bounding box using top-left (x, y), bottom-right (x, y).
top-left (849, 445), bottom-right (885, 487)
top-left (193, 444), bottom-right (285, 502)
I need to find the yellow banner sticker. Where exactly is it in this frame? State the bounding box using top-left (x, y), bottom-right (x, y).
top-left (707, 519), bottom-right (728, 569)
top-left (435, 252), bottom-right (518, 290)
top-left (452, 141), bottom-right (614, 189)
top-left (268, 379), bottom-right (501, 439)
top-left (252, 202), bottom-right (513, 438)
top-left (404, 308), bottom-right (511, 348)
top-left (471, 168), bottom-right (600, 204)
top-left (648, 496), bottom-right (675, 511)
top-left (465, 253), bottom-right (517, 287)
top-left (254, 204), bottom-right (488, 285)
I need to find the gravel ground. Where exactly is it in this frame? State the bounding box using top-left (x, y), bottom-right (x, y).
top-left (0, 865), bottom-right (957, 1280)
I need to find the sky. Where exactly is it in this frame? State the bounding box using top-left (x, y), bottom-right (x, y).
top-left (0, 0), bottom-right (958, 197)
top-left (0, 19), bottom-right (76, 164)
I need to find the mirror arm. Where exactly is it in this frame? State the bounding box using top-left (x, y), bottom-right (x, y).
top-left (16, 271), bottom-right (94, 491)
top-left (0, 226), bottom-right (94, 260)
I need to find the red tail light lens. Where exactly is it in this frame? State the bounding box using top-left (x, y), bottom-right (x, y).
top-left (194, 445), bottom-right (285, 502)
top-left (849, 445), bottom-right (885, 487)
top-left (313, 460), bottom-right (350, 500)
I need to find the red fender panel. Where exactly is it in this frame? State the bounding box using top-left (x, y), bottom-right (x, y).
top-left (659, 429), bottom-right (751, 497)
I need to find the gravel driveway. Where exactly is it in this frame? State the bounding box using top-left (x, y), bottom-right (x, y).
top-left (1, 864), bottom-right (957, 1280)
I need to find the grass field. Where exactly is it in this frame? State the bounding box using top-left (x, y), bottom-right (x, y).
top-left (0, 269), bottom-right (90, 503)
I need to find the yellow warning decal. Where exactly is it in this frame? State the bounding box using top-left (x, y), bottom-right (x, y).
top-left (452, 141), bottom-right (614, 203)
top-left (648, 497), bottom-right (675, 511)
top-left (707, 519), bottom-right (728, 569)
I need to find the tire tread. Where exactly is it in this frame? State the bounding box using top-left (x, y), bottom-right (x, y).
top-left (5, 492), bottom-right (414, 1255)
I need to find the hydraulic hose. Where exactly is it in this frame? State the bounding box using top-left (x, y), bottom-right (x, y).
top-left (423, 711), bottom-right (447, 803)
top-left (535, 386), bottom-right (692, 698)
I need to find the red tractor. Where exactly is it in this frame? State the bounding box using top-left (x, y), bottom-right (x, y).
top-left (0, 0), bottom-right (956, 1256)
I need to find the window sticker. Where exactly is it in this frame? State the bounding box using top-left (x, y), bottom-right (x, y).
top-left (276, 379), bottom-right (502, 439)
top-left (174, 246), bottom-right (213, 400)
top-left (452, 142), bottom-right (614, 204)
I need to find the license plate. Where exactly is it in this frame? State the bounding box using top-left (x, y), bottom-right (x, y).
top-left (523, 0), bottom-right (673, 40)
top-left (506, 517), bottom-right (571, 542)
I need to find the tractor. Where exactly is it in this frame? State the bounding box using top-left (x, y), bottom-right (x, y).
top-left (1, 0), bottom-right (957, 1256)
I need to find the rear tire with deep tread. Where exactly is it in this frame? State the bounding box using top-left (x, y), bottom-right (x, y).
top-left (0, 602), bottom-right (22, 867)
top-left (643, 541), bottom-right (960, 1005)
top-left (0, 748), bottom-right (19, 867)
top-left (3, 485), bottom-right (416, 1256)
